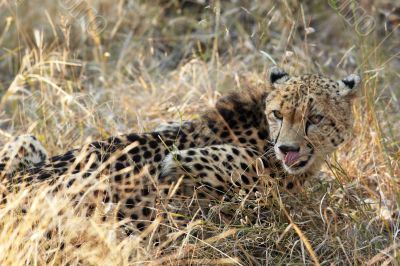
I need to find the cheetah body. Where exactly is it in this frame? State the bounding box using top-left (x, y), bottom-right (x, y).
top-left (0, 67), bottom-right (360, 233)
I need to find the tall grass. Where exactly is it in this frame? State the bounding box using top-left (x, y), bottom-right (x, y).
top-left (0, 1), bottom-right (399, 265)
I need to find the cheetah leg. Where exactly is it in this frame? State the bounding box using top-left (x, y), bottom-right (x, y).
top-left (160, 144), bottom-right (267, 200)
top-left (161, 144), bottom-right (304, 198)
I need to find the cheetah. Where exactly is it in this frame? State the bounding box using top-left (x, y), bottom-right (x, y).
top-left (0, 67), bottom-right (361, 234)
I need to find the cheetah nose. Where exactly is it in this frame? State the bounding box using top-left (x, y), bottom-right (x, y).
top-left (278, 145), bottom-right (300, 155)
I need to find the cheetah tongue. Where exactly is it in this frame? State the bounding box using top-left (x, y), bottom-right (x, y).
top-left (284, 151), bottom-right (301, 166)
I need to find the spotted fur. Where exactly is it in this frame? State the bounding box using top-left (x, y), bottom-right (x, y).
top-left (0, 135), bottom-right (48, 176)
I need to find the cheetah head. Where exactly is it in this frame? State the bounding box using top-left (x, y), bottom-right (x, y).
top-left (265, 67), bottom-right (361, 175)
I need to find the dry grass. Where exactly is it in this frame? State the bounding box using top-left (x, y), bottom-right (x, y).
top-left (0, 0), bottom-right (399, 265)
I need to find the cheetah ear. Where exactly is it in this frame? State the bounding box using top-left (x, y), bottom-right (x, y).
top-left (269, 67), bottom-right (290, 85)
top-left (337, 74), bottom-right (361, 97)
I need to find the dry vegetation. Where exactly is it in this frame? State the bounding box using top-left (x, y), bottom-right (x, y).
top-left (0, 0), bottom-right (399, 265)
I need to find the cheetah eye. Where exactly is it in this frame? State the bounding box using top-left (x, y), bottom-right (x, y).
top-left (272, 110), bottom-right (283, 120)
top-left (308, 114), bottom-right (324, 124)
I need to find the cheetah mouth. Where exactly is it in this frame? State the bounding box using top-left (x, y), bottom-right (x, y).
top-left (274, 145), bottom-right (315, 174)
top-left (286, 156), bottom-right (310, 169)
top-left (282, 152), bottom-right (314, 174)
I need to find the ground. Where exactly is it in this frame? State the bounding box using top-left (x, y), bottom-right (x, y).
top-left (0, 1), bottom-right (399, 265)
